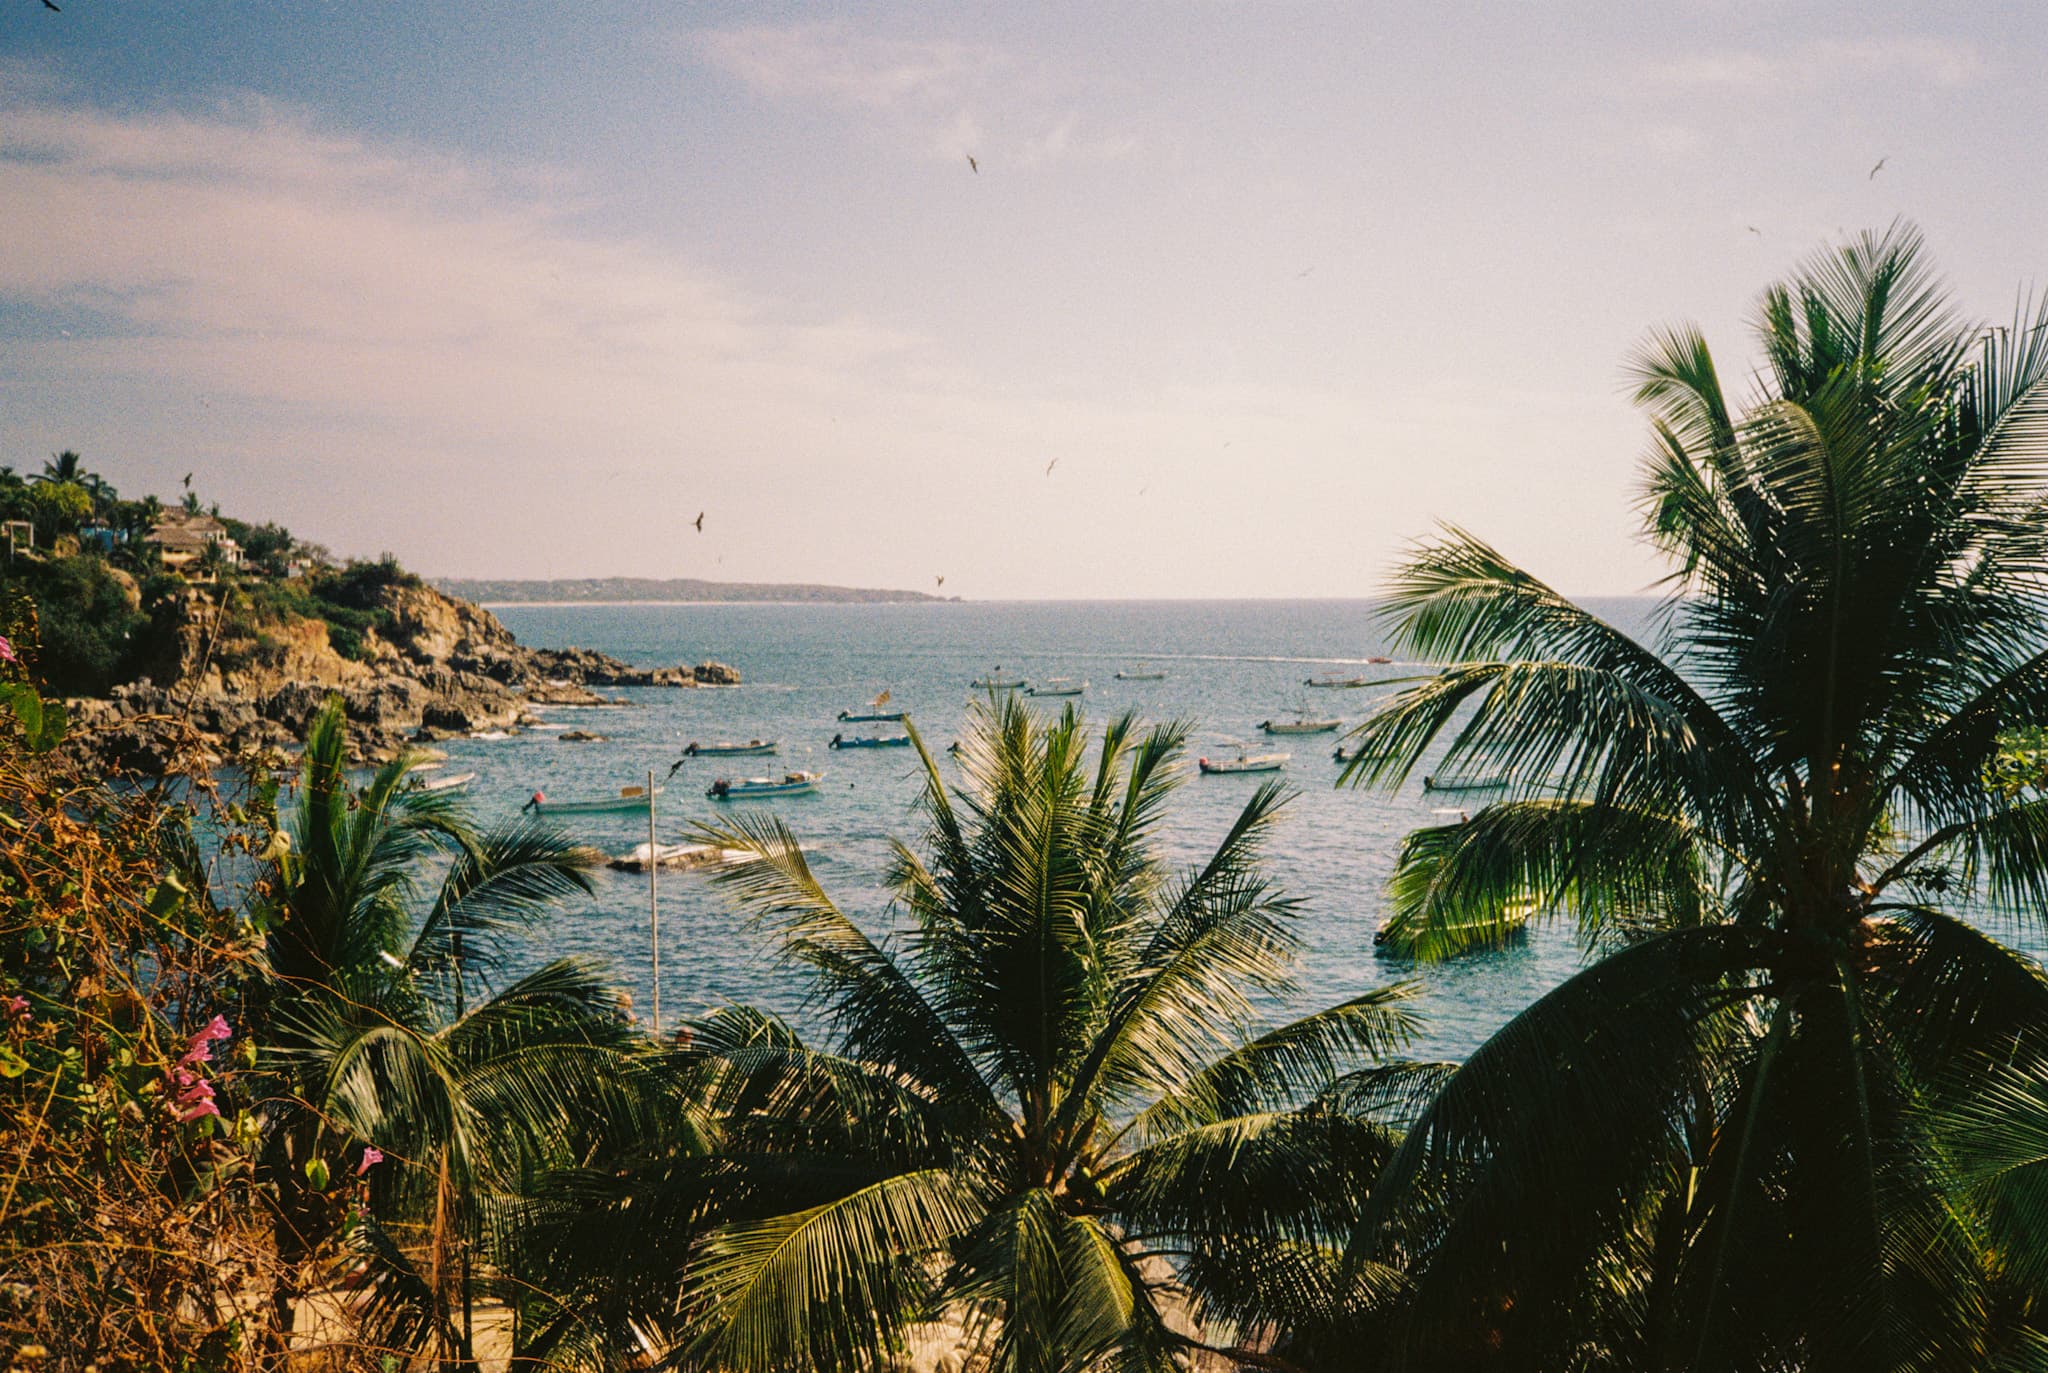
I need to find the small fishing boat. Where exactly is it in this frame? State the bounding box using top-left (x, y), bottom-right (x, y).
top-left (1198, 752), bottom-right (1290, 775)
top-left (1305, 674), bottom-right (1372, 689)
top-left (526, 784), bottom-right (662, 816)
top-left (1114, 666), bottom-right (1166, 681)
top-left (408, 770), bottom-right (476, 794)
top-left (1422, 773), bottom-right (1509, 793)
top-left (608, 842), bottom-right (755, 873)
top-left (1259, 716), bottom-right (1341, 735)
top-left (839, 691), bottom-right (904, 723)
top-left (830, 733), bottom-right (911, 750)
top-left (683, 739), bottom-right (779, 757)
top-left (971, 668), bottom-right (1026, 689)
top-left (1375, 897), bottom-right (1538, 952)
top-left (1027, 679), bottom-right (1086, 697)
top-left (707, 771), bottom-right (823, 800)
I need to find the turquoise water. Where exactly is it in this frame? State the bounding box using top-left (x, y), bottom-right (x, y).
top-left (437, 598), bottom-right (1657, 1061)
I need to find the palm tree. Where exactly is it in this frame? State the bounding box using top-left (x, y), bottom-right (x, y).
top-left (254, 701), bottom-right (653, 1362)
top-left (35, 450), bottom-right (83, 485)
top-left (1335, 223), bottom-right (2048, 1369)
top-left (668, 698), bottom-right (1422, 1373)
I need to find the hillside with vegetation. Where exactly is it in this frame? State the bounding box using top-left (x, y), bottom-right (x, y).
top-left (0, 456), bottom-right (738, 767)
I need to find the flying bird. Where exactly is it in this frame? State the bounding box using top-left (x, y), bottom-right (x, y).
top-left (967, 154), bottom-right (979, 174)
top-left (1044, 458), bottom-right (1058, 476)
top-left (1869, 156), bottom-right (1887, 180)
top-left (1747, 225), bottom-right (1763, 238)
top-left (182, 472), bottom-right (193, 489)
top-left (41, 0), bottom-right (58, 11)
top-left (936, 575), bottom-right (945, 588)
top-left (1295, 267), bottom-right (1314, 279)
top-left (693, 512), bottom-right (705, 532)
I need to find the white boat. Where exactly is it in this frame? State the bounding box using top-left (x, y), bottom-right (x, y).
top-left (838, 691), bottom-right (904, 723)
top-left (1114, 665), bottom-right (1166, 681)
top-left (707, 771), bottom-right (824, 800)
top-left (1259, 716), bottom-right (1341, 735)
top-left (1027, 679), bottom-right (1086, 697)
top-left (972, 671), bottom-right (1025, 689)
top-left (408, 770), bottom-right (476, 794)
top-left (1376, 897), bottom-right (1538, 952)
top-left (607, 842), bottom-right (756, 873)
top-left (683, 739), bottom-right (778, 756)
top-left (1198, 752), bottom-right (1290, 775)
top-left (526, 784), bottom-right (662, 816)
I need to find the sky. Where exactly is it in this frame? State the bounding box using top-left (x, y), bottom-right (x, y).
top-left (2, 2), bottom-right (2043, 599)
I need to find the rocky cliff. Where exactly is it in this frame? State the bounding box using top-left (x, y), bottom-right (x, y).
top-left (60, 579), bottom-right (738, 772)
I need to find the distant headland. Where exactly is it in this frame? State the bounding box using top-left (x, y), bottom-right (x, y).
top-left (435, 576), bottom-right (959, 605)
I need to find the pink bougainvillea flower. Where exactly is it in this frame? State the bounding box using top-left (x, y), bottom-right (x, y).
top-left (356, 1146), bottom-right (385, 1175)
top-left (177, 1099), bottom-right (222, 1123)
top-left (0, 636), bottom-right (15, 665)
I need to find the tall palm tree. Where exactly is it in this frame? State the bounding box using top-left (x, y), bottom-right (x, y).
top-left (672, 698), bottom-right (1422, 1373)
top-left (255, 701), bottom-right (653, 1361)
top-left (1336, 224), bottom-right (2048, 1369)
top-left (34, 450), bottom-right (83, 485)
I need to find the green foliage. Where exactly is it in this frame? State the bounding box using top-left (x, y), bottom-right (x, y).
top-left (1338, 224), bottom-right (2048, 1365)
top-left (7, 554), bottom-right (145, 695)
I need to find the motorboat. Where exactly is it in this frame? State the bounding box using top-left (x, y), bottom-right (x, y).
top-left (1114, 666), bottom-right (1166, 681)
top-left (838, 691), bottom-right (905, 723)
top-left (706, 771), bottom-right (823, 800)
top-left (1259, 716), bottom-right (1341, 735)
top-left (526, 784), bottom-right (661, 816)
top-left (1026, 679), bottom-right (1086, 697)
top-left (1198, 751), bottom-right (1290, 774)
top-left (682, 739), bottom-right (778, 756)
top-left (1305, 674), bottom-right (1373, 689)
top-left (1422, 773), bottom-right (1509, 792)
top-left (830, 733), bottom-right (911, 750)
top-left (407, 770), bottom-right (476, 794)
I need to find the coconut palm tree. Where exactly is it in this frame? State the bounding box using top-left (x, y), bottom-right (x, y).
top-left (34, 449), bottom-right (83, 485)
top-left (254, 701), bottom-right (653, 1362)
top-left (670, 698), bottom-right (1423, 1373)
top-left (1334, 223), bottom-right (2048, 1369)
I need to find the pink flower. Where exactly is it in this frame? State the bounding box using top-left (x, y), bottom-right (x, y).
top-left (3, 995), bottom-right (27, 1021)
top-left (177, 1100), bottom-right (221, 1123)
top-left (181, 1017), bottom-right (230, 1065)
top-left (0, 636), bottom-right (15, 666)
top-left (356, 1146), bottom-right (385, 1175)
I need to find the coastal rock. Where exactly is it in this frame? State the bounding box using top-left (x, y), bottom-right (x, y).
top-left (693, 660), bottom-right (741, 686)
top-left (557, 730), bottom-right (607, 743)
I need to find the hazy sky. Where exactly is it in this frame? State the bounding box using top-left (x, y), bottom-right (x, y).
top-left (3, 3), bottom-right (2043, 598)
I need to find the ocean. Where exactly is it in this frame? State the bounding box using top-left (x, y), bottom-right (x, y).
top-left (439, 598), bottom-right (1653, 1062)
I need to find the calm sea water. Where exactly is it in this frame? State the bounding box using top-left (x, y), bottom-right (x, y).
top-left (438, 598), bottom-right (1653, 1062)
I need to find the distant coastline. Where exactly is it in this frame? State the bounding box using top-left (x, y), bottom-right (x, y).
top-left (435, 577), bottom-right (957, 605)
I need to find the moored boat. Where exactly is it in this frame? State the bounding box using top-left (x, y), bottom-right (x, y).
top-left (1305, 673), bottom-right (1372, 688)
top-left (1114, 665), bottom-right (1166, 681)
top-left (707, 771), bottom-right (823, 800)
top-left (1259, 716), bottom-right (1341, 735)
top-left (683, 739), bottom-right (779, 756)
top-left (837, 708), bottom-right (908, 723)
top-left (830, 732), bottom-right (911, 750)
top-left (1332, 744), bottom-right (1361, 763)
top-left (1422, 772), bottom-right (1509, 792)
top-left (408, 770), bottom-right (476, 794)
top-left (1375, 897), bottom-right (1539, 953)
top-left (1198, 751), bottom-right (1290, 774)
top-left (1026, 678), bottom-right (1086, 697)
top-left (525, 784), bottom-right (662, 816)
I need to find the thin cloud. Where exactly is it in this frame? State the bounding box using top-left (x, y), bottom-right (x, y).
top-left (692, 23), bottom-right (1001, 110)
top-left (687, 21), bottom-right (1139, 167)
top-left (1643, 37), bottom-right (1988, 91)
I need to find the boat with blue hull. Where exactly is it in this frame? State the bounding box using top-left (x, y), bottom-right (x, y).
top-left (683, 739), bottom-right (778, 757)
top-left (707, 771), bottom-right (824, 800)
top-left (831, 733), bottom-right (912, 750)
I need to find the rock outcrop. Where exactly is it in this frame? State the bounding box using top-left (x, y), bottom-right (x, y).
top-left (59, 580), bottom-right (741, 770)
